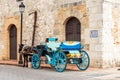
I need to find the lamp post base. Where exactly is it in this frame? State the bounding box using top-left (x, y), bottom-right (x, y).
top-left (18, 60), bottom-right (23, 64)
top-left (18, 53), bottom-right (23, 64)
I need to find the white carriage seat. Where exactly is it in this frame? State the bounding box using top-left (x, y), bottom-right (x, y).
top-left (46, 41), bottom-right (61, 51)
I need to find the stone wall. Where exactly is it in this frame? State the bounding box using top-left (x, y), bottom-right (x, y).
top-left (102, 1), bottom-right (120, 68)
top-left (0, 0), bottom-right (119, 68)
top-left (55, 0), bottom-right (103, 68)
top-left (86, 0), bottom-right (103, 68)
top-left (0, 0), bottom-right (58, 60)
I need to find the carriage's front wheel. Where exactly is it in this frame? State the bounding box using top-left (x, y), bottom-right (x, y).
top-left (76, 50), bottom-right (90, 71)
top-left (31, 54), bottom-right (40, 69)
top-left (53, 51), bottom-right (67, 72)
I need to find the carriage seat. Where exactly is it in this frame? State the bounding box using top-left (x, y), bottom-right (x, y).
top-left (61, 41), bottom-right (81, 50)
top-left (46, 42), bottom-right (61, 51)
top-left (46, 38), bottom-right (61, 51)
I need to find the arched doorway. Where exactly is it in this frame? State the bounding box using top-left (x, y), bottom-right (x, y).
top-left (65, 17), bottom-right (81, 41)
top-left (9, 25), bottom-right (17, 60)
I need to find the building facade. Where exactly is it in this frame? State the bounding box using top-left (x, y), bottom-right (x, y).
top-left (0, 0), bottom-right (120, 68)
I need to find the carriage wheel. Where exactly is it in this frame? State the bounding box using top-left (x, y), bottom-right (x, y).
top-left (53, 51), bottom-right (67, 72)
top-left (76, 50), bottom-right (90, 71)
top-left (31, 54), bottom-right (40, 69)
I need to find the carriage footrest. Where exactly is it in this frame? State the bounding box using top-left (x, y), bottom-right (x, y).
top-left (67, 58), bottom-right (82, 64)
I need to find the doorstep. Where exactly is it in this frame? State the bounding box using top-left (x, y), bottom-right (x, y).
top-left (0, 60), bottom-right (19, 66)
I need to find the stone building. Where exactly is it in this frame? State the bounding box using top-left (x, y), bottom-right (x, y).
top-left (0, 0), bottom-right (120, 68)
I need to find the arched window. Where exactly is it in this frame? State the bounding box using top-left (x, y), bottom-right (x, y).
top-left (65, 17), bottom-right (81, 41)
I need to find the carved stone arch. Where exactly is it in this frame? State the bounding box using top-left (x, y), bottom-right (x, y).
top-left (1, 16), bottom-right (20, 61)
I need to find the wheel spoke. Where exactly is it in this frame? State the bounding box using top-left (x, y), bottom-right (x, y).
top-left (76, 51), bottom-right (90, 71)
top-left (53, 51), bottom-right (67, 72)
top-left (31, 54), bottom-right (40, 69)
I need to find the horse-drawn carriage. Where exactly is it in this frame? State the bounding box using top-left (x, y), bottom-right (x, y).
top-left (31, 38), bottom-right (90, 72)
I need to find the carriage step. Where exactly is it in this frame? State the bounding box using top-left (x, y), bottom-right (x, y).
top-left (67, 58), bottom-right (82, 64)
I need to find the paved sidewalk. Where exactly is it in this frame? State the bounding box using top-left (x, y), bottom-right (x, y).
top-left (0, 65), bottom-right (119, 80)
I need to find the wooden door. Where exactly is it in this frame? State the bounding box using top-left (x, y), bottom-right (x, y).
top-left (9, 25), bottom-right (17, 60)
top-left (66, 17), bottom-right (81, 41)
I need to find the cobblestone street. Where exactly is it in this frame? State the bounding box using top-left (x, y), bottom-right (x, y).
top-left (0, 65), bottom-right (119, 80)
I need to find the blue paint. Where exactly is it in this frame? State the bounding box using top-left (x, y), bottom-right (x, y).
top-left (61, 41), bottom-right (80, 50)
top-left (31, 37), bottom-right (90, 72)
top-left (31, 54), bottom-right (40, 69)
top-left (76, 50), bottom-right (90, 71)
top-left (47, 38), bottom-right (57, 42)
top-left (46, 55), bottom-right (51, 64)
top-left (52, 51), bottom-right (67, 72)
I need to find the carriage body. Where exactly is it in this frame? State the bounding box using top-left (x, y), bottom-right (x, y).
top-left (31, 38), bottom-right (90, 72)
top-left (61, 41), bottom-right (82, 64)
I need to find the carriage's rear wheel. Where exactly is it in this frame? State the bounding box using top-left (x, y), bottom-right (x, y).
top-left (53, 51), bottom-right (67, 72)
top-left (31, 54), bottom-right (40, 69)
top-left (76, 50), bottom-right (90, 70)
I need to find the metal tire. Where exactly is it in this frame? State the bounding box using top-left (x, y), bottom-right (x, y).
top-left (53, 51), bottom-right (67, 72)
top-left (31, 54), bottom-right (40, 69)
top-left (76, 50), bottom-right (90, 71)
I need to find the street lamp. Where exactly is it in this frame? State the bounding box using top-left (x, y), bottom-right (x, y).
top-left (19, 2), bottom-right (25, 64)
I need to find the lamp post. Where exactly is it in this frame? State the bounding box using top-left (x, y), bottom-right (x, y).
top-left (19, 2), bottom-right (25, 64)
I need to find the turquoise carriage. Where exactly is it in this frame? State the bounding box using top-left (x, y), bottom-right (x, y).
top-left (31, 38), bottom-right (90, 72)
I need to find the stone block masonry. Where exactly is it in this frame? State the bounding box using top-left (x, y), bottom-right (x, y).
top-left (0, 0), bottom-right (119, 68)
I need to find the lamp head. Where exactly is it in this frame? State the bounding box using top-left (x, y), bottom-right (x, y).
top-left (19, 2), bottom-right (25, 13)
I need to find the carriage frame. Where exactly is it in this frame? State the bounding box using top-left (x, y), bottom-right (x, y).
top-left (31, 38), bottom-right (90, 72)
